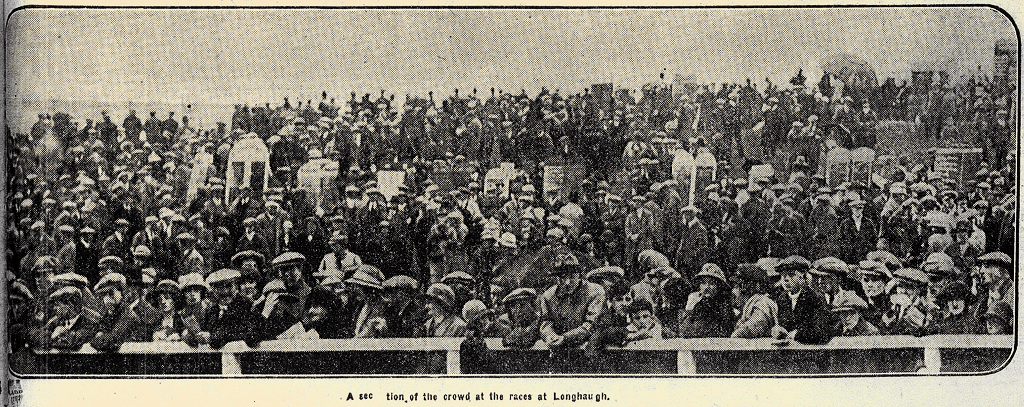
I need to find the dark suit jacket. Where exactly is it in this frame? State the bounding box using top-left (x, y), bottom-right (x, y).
top-left (203, 296), bottom-right (264, 349)
top-left (773, 289), bottom-right (835, 344)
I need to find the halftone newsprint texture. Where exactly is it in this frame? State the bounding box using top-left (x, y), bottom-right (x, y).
top-left (2, 3), bottom-right (1019, 393)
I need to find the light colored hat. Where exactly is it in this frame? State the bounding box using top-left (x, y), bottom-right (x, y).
top-left (499, 232), bottom-right (518, 248)
top-left (345, 264), bottom-right (385, 290)
top-left (179, 272), bottom-right (211, 292)
top-left (94, 273), bottom-right (127, 295)
top-left (695, 263), bottom-right (729, 287)
top-left (424, 283), bottom-right (457, 312)
top-left (206, 269), bottom-right (242, 286)
top-left (502, 287), bottom-right (537, 305)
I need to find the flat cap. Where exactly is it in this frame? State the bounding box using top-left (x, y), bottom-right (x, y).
top-left (502, 287), bottom-right (538, 305)
top-left (206, 269), bottom-right (242, 285)
top-left (231, 250), bottom-right (266, 266)
top-left (94, 273), bottom-right (127, 295)
top-left (441, 271), bottom-right (475, 284)
top-left (382, 275), bottom-right (419, 292)
top-left (272, 252), bottom-right (306, 267)
top-left (893, 268), bottom-right (930, 286)
top-left (977, 252), bottom-right (1012, 268)
top-left (776, 255), bottom-right (811, 273)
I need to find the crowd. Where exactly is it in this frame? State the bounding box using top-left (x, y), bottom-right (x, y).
top-left (6, 69), bottom-right (1017, 373)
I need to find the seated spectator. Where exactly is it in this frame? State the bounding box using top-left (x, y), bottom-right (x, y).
top-left (380, 275), bottom-right (425, 338)
top-left (31, 286), bottom-right (100, 351)
top-left (460, 299), bottom-right (502, 374)
top-left (177, 273), bottom-right (213, 347)
top-left (772, 255), bottom-right (835, 344)
top-left (678, 263), bottom-right (734, 338)
top-left (857, 260), bottom-right (892, 329)
top-left (624, 298), bottom-right (663, 342)
top-left (147, 279), bottom-right (185, 341)
top-left (831, 290), bottom-right (879, 336)
top-left (982, 302), bottom-right (1012, 335)
top-left (880, 268), bottom-right (932, 336)
top-left (422, 283), bottom-right (467, 338)
top-left (203, 269), bottom-right (264, 349)
top-left (346, 265), bottom-right (387, 338)
top-left (91, 273), bottom-right (147, 352)
top-left (730, 263), bottom-right (780, 339)
top-left (500, 288), bottom-right (541, 349)
top-left (927, 281), bottom-right (981, 335)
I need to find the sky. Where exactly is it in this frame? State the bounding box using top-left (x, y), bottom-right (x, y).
top-left (5, 7), bottom-right (1017, 107)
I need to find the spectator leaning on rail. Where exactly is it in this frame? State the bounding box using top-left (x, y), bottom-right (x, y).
top-left (91, 273), bottom-right (149, 352)
top-left (772, 255), bottom-right (836, 344)
top-left (730, 263), bottom-right (780, 339)
top-left (539, 252), bottom-right (604, 373)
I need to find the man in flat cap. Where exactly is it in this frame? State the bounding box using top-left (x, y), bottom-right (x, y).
top-left (379, 275), bottom-right (425, 338)
top-left (840, 199), bottom-right (878, 264)
top-left (236, 217), bottom-right (270, 263)
top-left (317, 234), bottom-right (363, 281)
top-left (269, 252), bottom-right (312, 322)
top-left (101, 219), bottom-right (133, 262)
top-left (90, 273), bottom-right (147, 352)
top-left (203, 269), bottom-right (264, 349)
top-left (772, 255), bottom-right (835, 344)
top-left (174, 232), bottom-right (209, 278)
top-left (256, 200), bottom-right (290, 260)
top-left (974, 252), bottom-right (1014, 327)
top-left (539, 253), bottom-right (605, 372)
top-left (31, 286), bottom-right (100, 351)
top-left (675, 205), bottom-right (710, 280)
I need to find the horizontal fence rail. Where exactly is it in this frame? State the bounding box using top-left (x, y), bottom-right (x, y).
top-left (16, 335), bottom-right (1013, 375)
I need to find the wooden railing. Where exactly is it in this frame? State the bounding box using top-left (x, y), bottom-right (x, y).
top-left (21, 335), bottom-right (1013, 375)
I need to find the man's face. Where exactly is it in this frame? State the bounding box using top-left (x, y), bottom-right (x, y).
top-left (280, 264), bottom-right (303, 286)
top-left (213, 282), bottom-right (237, 303)
top-left (241, 260), bottom-right (259, 274)
top-left (100, 289), bottom-right (123, 311)
top-left (838, 310), bottom-right (860, 331)
top-left (861, 274), bottom-right (887, 298)
top-left (780, 271), bottom-right (806, 294)
top-left (330, 242), bottom-right (347, 254)
top-left (557, 273), bottom-right (581, 289)
top-left (981, 265), bottom-right (1005, 286)
top-left (52, 300), bottom-right (77, 320)
top-left (509, 301), bottom-right (535, 321)
top-left (183, 288), bottom-right (203, 306)
top-left (158, 292), bottom-right (176, 312)
top-left (611, 295), bottom-right (631, 315)
top-left (810, 273), bottom-right (840, 295)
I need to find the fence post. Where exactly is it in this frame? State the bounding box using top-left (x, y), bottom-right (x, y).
top-left (446, 350), bottom-right (462, 375)
top-left (922, 348), bottom-right (942, 373)
top-left (677, 350), bottom-right (696, 374)
top-left (222, 352), bottom-right (242, 376)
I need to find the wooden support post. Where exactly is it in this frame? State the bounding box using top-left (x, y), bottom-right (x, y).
top-left (922, 348), bottom-right (942, 374)
top-left (446, 350), bottom-right (462, 375)
top-left (222, 352), bottom-right (242, 376)
top-left (677, 350), bottom-right (696, 374)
